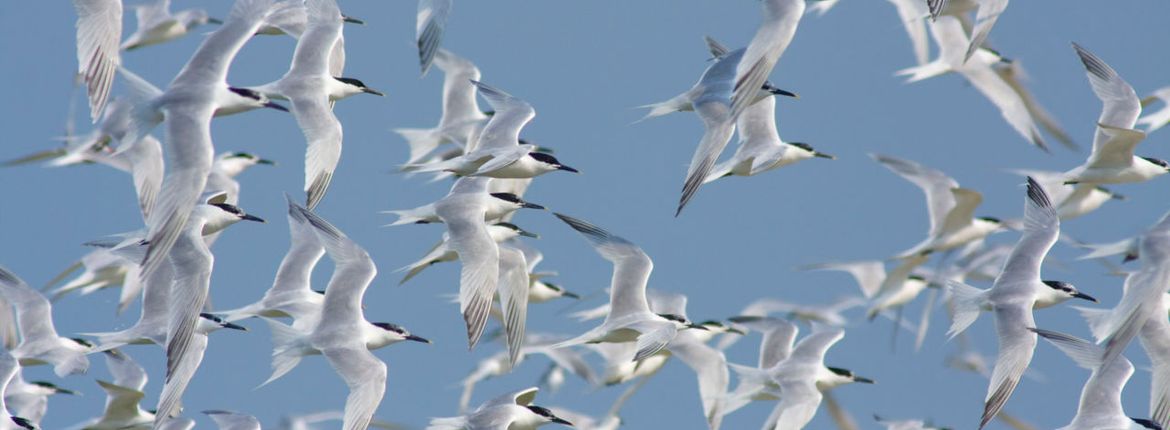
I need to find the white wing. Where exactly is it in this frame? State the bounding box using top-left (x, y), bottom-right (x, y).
top-left (677, 49), bottom-right (741, 215)
top-left (670, 338), bottom-right (730, 429)
top-left (554, 214), bottom-right (653, 321)
top-left (1073, 43), bottom-right (1141, 130)
top-left (871, 154), bottom-right (959, 238)
top-left (994, 177), bottom-right (1058, 290)
top-left (73, 0), bottom-right (122, 122)
top-left (729, 0), bottom-right (805, 118)
top-left (416, 0), bottom-right (452, 75)
top-left (290, 95), bottom-right (343, 210)
top-left (981, 304), bottom-right (1036, 429)
top-left (322, 346), bottom-right (387, 430)
top-left (497, 246), bottom-right (530, 367)
top-left (470, 81), bottom-right (535, 151)
top-left (799, 260), bottom-right (886, 298)
top-left (964, 0), bottom-right (1008, 62)
top-left (437, 178), bottom-right (498, 349)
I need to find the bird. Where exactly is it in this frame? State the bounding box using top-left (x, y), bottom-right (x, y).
top-left (703, 95), bottom-right (833, 184)
top-left (69, 349), bottom-right (154, 430)
top-left (946, 177), bottom-right (1095, 429)
top-left (383, 191), bottom-right (544, 227)
top-left (673, 47), bottom-right (743, 215)
top-left (405, 81), bottom-right (577, 178)
top-left (0, 266), bottom-right (90, 377)
top-left (397, 221), bottom-right (538, 284)
top-left (0, 347), bottom-right (35, 430)
top-left (872, 154), bottom-right (1001, 259)
top-left (884, 0), bottom-right (931, 66)
top-left (1031, 328), bottom-right (1160, 430)
top-left (896, 16), bottom-right (1047, 150)
top-left (267, 201), bottom-right (429, 430)
top-left (71, 0), bottom-right (122, 123)
top-left (458, 334), bottom-right (598, 413)
top-left (728, 0), bottom-right (806, 119)
top-left (1008, 169), bottom-right (1123, 220)
top-left (551, 213), bottom-right (706, 362)
top-left (428, 387), bottom-right (573, 430)
top-left (246, 0), bottom-right (382, 209)
top-left (394, 48), bottom-right (491, 164)
top-left (4, 373), bottom-right (76, 428)
top-left (204, 151), bottom-right (276, 205)
top-left (962, 0), bottom-right (1009, 63)
top-left (416, 0), bottom-right (452, 75)
top-left (992, 59), bottom-right (1077, 149)
top-left (260, 198), bottom-right (430, 385)
top-left (216, 198), bottom-right (327, 324)
top-left (120, 0), bottom-right (222, 51)
top-left (1063, 43), bottom-right (1168, 185)
top-left (1079, 292), bottom-right (1170, 430)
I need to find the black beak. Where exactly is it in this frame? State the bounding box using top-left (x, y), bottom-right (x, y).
top-left (207, 17), bottom-right (224, 25)
top-left (257, 158), bottom-right (276, 166)
top-left (241, 214), bottom-right (266, 223)
top-left (557, 165), bottom-right (579, 173)
top-left (518, 229), bottom-right (540, 239)
top-left (406, 334), bottom-right (431, 344)
top-left (814, 151), bottom-right (836, 159)
top-left (342, 15), bottom-right (365, 25)
top-left (686, 323), bottom-right (709, 330)
top-left (767, 87), bottom-right (799, 99)
top-left (362, 87), bottom-right (385, 97)
top-left (223, 322), bottom-right (248, 331)
top-left (561, 290), bottom-right (581, 299)
top-left (264, 101), bottom-right (290, 112)
top-left (551, 416), bottom-right (573, 426)
top-left (1123, 253), bottom-right (1139, 263)
top-left (521, 201), bottom-right (546, 210)
top-left (853, 375), bottom-right (876, 384)
top-left (1073, 291), bottom-right (1098, 303)
top-left (727, 327), bottom-right (747, 335)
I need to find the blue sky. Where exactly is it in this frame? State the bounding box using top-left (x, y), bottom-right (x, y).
top-left (3, 0), bottom-right (1170, 428)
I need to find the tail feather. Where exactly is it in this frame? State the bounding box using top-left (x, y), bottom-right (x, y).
top-left (259, 318), bottom-right (309, 387)
top-left (633, 93), bottom-right (690, 123)
top-left (393, 127), bottom-right (445, 164)
top-left (946, 281), bottom-right (986, 338)
top-left (896, 60), bottom-right (951, 83)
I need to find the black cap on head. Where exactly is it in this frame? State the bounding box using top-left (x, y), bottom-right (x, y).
top-left (977, 216), bottom-right (1002, 224)
top-left (228, 87), bottom-right (264, 101)
top-left (1142, 156), bottom-right (1170, 169)
top-left (334, 77), bottom-right (369, 88)
top-left (490, 193), bottom-right (523, 204)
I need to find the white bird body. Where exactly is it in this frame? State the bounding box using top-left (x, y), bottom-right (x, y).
top-left (395, 49), bottom-right (490, 163)
top-left (1138, 86), bottom-right (1170, 132)
top-left (121, 0), bottom-right (219, 51)
top-left (704, 96), bottom-right (832, 184)
top-left (429, 387), bottom-right (572, 430)
top-left (0, 267), bottom-right (90, 377)
top-left (398, 221), bottom-right (534, 285)
top-left (728, 0), bottom-right (806, 119)
top-left (384, 191), bottom-right (542, 226)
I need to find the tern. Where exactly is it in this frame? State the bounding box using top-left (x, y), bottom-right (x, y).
top-left (384, 191), bottom-right (544, 227)
top-left (1080, 292), bottom-right (1170, 430)
top-left (704, 95), bottom-right (833, 184)
top-left (5, 374), bottom-right (76, 427)
top-left (204, 151), bottom-right (275, 205)
top-left (897, 16), bottom-right (1047, 150)
top-left (459, 335), bottom-right (598, 413)
top-left (70, 349), bottom-right (154, 430)
top-left (395, 49), bottom-right (491, 163)
top-left (247, 0), bottom-right (382, 209)
top-left (1031, 329), bottom-right (1161, 430)
top-left (121, 0), bottom-right (222, 51)
top-left (398, 221), bottom-right (537, 284)
top-left (551, 213), bottom-right (705, 361)
top-left (429, 387), bottom-right (572, 430)
top-left (873, 154), bottom-right (1001, 258)
top-left (673, 48), bottom-right (742, 215)
top-left (416, 0), bottom-right (452, 75)
top-left (728, 0), bottom-right (806, 119)
top-left (884, 0), bottom-right (930, 66)
top-left (0, 266), bottom-right (90, 377)
top-left (0, 348), bottom-right (34, 430)
top-left (1063, 43), bottom-right (1168, 185)
top-left (993, 59), bottom-right (1077, 149)
top-left (264, 201), bottom-right (429, 430)
top-left (1138, 86), bottom-right (1170, 133)
top-left (946, 177), bottom-right (1095, 429)
top-left (406, 82), bottom-right (577, 178)
top-left (1009, 169), bottom-right (1123, 220)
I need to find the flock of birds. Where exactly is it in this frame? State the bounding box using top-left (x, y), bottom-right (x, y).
top-left (1, 0), bottom-right (1169, 429)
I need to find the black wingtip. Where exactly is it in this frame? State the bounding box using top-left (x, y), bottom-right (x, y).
top-left (1024, 176), bottom-right (1053, 209)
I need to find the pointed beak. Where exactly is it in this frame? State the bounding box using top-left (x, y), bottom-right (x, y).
top-left (768, 87), bottom-right (799, 99)
top-left (53, 386), bottom-right (79, 395)
top-left (551, 416), bottom-right (573, 426)
top-left (342, 15), bottom-right (365, 25)
top-left (557, 165), bottom-right (579, 173)
top-left (853, 375), bottom-right (876, 384)
top-left (521, 201), bottom-right (546, 210)
top-left (1073, 291), bottom-right (1098, 303)
top-left (1123, 253), bottom-right (1139, 263)
top-left (223, 322), bottom-right (248, 331)
top-left (727, 327), bottom-right (747, 335)
top-left (241, 214), bottom-right (266, 223)
top-left (257, 158), bottom-right (276, 166)
top-left (207, 17), bottom-right (224, 25)
top-left (518, 229), bottom-right (540, 239)
top-left (561, 290), bottom-right (581, 299)
top-left (686, 323), bottom-right (709, 331)
top-left (362, 87), bottom-right (385, 97)
top-left (264, 101), bottom-right (290, 112)
top-left (814, 151), bottom-right (836, 159)
top-left (406, 334), bottom-right (431, 344)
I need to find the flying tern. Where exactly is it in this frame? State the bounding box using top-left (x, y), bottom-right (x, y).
top-left (728, 0), bottom-right (806, 119)
top-left (416, 0), bottom-right (452, 75)
top-left (429, 387), bottom-right (572, 430)
top-left (0, 266), bottom-right (90, 377)
top-left (395, 48), bottom-right (491, 163)
top-left (121, 0), bottom-right (222, 51)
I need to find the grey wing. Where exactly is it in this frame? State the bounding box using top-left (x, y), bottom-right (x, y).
top-left (996, 177), bottom-right (1058, 288)
top-left (204, 410), bottom-right (262, 430)
top-left (729, 0), bottom-right (805, 119)
top-left (887, 0), bottom-right (930, 65)
top-left (678, 101), bottom-right (736, 216)
top-left (871, 154), bottom-right (959, 237)
top-left (958, 62), bottom-right (1046, 150)
top-left (417, 0), bottom-right (452, 75)
top-left (435, 49), bottom-right (484, 124)
top-left (798, 260), bottom-right (886, 298)
top-left (469, 81), bottom-right (535, 151)
top-left (73, 0), bottom-right (122, 122)
top-left (0, 296), bottom-right (15, 349)
top-left (290, 96), bottom-right (343, 210)
top-left (287, 0), bottom-right (342, 77)
top-left (704, 36), bottom-right (730, 58)
top-left (789, 326), bottom-right (845, 364)
top-left (669, 339), bottom-right (730, 429)
top-left (96, 379), bottom-right (148, 425)
top-left (1141, 309), bottom-right (1170, 429)
top-left (121, 135), bottom-right (164, 221)
top-left (1072, 43), bottom-right (1141, 130)
top-left (322, 346), bottom-right (388, 430)
top-left (937, 188), bottom-right (984, 237)
top-left (497, 246), bottom-right (530, 366)
top-left (172, 0), bottom-right (275, 85)
top-left (963, 0), bottom-right (1008, 61)
top-left (263, 201), bottom-right (327, 304)
top-left (553, 214), bottom-right (653, 319)
top-left (155, 333), bottom-right (209, 422)
top-left (757, 318), bottom-right (799, 368)
top-left (982, 304), bottom-right (1037, 429)
top-left (532, 346), bottom-right (598, 386)
top-left (737, 96), bottom-right (782, 153)
top-left (633, 323), bottom-right (676, 362)
top-left (161, 231), bottom-right (214, 404)
top-left (439, 199), bottom-right (499, 349)
top-left (769, 380), bottom-right (823, 430)
top-left (646, 290), bottom-right (688, 317)
top-left (290, 201), bottom-right (377, 344)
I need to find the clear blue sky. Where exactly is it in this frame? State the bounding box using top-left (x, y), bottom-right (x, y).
top-left (3, 0), bottom-right (1170, 428)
